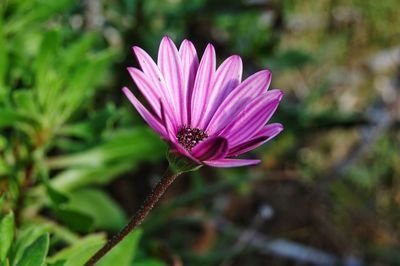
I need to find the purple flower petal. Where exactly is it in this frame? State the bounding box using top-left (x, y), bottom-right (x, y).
top-left (122, 87), bottom-right (167, 138)
top-left (160, 100), bottom-right (201, 164)
top-left (157, 36), bottom-right (185, 125)
top-left (170, 142), bottom-right (202, 164)
top-left (132, 45), bottom-right (177, 126)
top-left (207, 70), bottom-right (272, 134)
top-left (192, 136), bottom-right (228, 161)
top-left (200, 55), bottom-right (242, 128)
top-left (179, 39), bottom-right (199, 125)
top-left (190, 44), bottom-right (216, 128)
top-left (228, 123), bottom-right (284, 156)
top-left (160, 100), bottom-right (178, 141)
top-left (203, 158), bottom-right (261, 167)
top-left (127, 67), bottom-right (162, 117)
top-left (125, 37), bottom-right (284, 168)
top-left (220, 91), bottom-right (283, 146)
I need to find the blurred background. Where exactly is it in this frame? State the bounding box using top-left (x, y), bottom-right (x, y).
top-left (1, 0), bottom-right (400, 265)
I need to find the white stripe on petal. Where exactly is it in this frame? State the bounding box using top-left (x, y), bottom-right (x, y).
top-left (190, 44), bottom-right (216, 128)
top-left (227, 123), bottom-right (283, 156)
top-left (219, 91), bottom-right (283, 146)
top-left (158, 36), bottom-right (185, 125)
top-left (203, 158), bottom-right (261, 167)
top-left (200, 55), bottom-right (242, 128)
top-left (179, 39), bottom-right (199, 125)
top-left (132, 45), bottom-right (178, 127)
top-left (127, 67), bottom-right (162, 117)
top-left (207, 70), bottom-right (272, 134)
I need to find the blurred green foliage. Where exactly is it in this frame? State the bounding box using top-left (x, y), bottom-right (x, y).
top-left (1, 0), bottom-right (400, 265)
top-left (0, 0), bottom-right (165, 265)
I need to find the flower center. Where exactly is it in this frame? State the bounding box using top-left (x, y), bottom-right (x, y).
top-left (177, 126), bottom-right (208, 152)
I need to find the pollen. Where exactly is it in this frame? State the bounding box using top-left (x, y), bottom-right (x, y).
top-left (177, 126), bottom-right (208, 152)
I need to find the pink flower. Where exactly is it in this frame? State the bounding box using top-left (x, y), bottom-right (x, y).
top-left (123, 36), bottom-right (283, 167)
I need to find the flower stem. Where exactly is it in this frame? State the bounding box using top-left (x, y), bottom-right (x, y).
top-left (85, 171), bottom-right (182, 266)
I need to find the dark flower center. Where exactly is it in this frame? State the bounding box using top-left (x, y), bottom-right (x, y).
top-left (177, 127), bottom-right (208, 152)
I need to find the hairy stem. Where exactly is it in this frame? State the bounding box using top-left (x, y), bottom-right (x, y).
top-left (85, 171), bottom-right (182, 265)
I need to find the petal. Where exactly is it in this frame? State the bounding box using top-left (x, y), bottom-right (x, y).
top-left (170, 142), bottom-right (202, 164)
top-left (162, 98), bottom-right (201, 164)
top-left (192, 136), bottom-right (228, 161)
top-left (157, 36), bottom-right (185, 124)
top-left (200, 55), bottom-right (242, 128)
top-left (160, 100), bottom-right (177, 141)
top-left (220, 91), bottom-right (283, 146)
top-left (190, 44), bottom-right (216, 128)
top-left (207, 70), bottom-right (272, 134)
top-left (179, 39), bottom-right (199, 125)
top-left (228, 123), bottom-right (284, 156)
top-left (122, 87), bottom-right (166, 138)
top-left (203, 158), bottom-right (261, 168)
top-left (127, 67), bottom-right (162, 117)
top-left (132, 45), bottom-right (177, 125)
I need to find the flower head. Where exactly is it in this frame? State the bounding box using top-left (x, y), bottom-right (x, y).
top-left (123, 36), bottom-right (283, 167)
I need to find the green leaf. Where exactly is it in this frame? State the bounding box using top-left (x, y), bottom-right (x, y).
top-left (61, 33), bottom-right (97, 69)
top-left (0, 89), bottom-right (6, 104)
top-left (50, 234), bottom-right (106, 266)
top-left (133, 259), bottom-right (166, 266)
top-left (35, 30), bottom-right (61, 109)
top-left (56, 51), bottom-right (114, 124)
top-left (54, 208), bottom-right (94, 233)
top-left (35, 159), bottom-right (69, 205)
top-left (36, 30), bottom-right (61, 74)
top-left (66, 189), bottom-right (126, 231)
top-left (16, 234), bottom-right (49, 266)
top-left (64, 236), bottom-right (105, 266)
top-left (48, 128), bottom-right (165, 191)
top-left (12, 90), bottom-right (39, 118)
top-left (58, 105), bottom-right (118, 142)
top-left (5, 0), bottom-right (74, 34)
top-left (51, 163), bottom-right (133, 192)
top-left (0, 212), bottom-right (14, 261)
top-left (0, 21), bottom-right (8, 88)
top-left (39, 169), bottom-right (69, 205)
top-left (97, 230), bottom-right (142, 266)
top-left (11, 224), bottom-right (51, 265)
top-left (46, 184), bottom-right (69, 205)
top-left (0, 109), bottom-right (31, 128)
top-left (47, 128), bottom-right (165, 169)
top-left (48, 261), bottom-right (66, 266)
